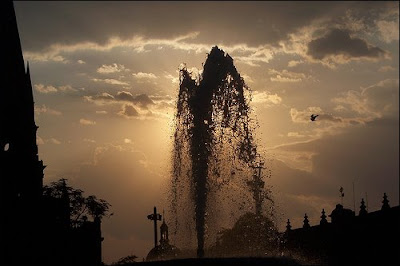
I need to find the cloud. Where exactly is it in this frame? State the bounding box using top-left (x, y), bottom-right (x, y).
top-left (316, 114), bottom-right (343, 123)
top-left (332, 79), bottom-right (399, 119)
top-left (269, 114), bottom-right (399, 229)
top-left (48, 138), bottom-right (61, 145)
top-left (268, 69), bottom-right (311, 83)
top-left (85, 91), bottom-right (155, 109)
top-left (35, 104), bottom-right (62, 116)
top-left (34, 84), bottom-right (78, 94)
top-left (115, 91), bottom-right (154, 108)
top-left (290, 107), bottom-right (323, 124)
top-left (118, 104), bottom-right (139, 118)
top-left (234, 47), bottom-right (275, 66)
top-left (92, 78), bottom-right (129, 86)
top-left (114, 91), bottom-right (136, 102)
top-left (132, 72), bottom-right (157, 79)
top-left (83, 138), bottom-right (96, 143)
top-left (23, 31), bottom-right (208, 63)
top-left (131, 94), bottom-right (154, 108)
top-left (241, 74), bottom-right (254, 84)
top-left (36, 136), bottom-right (44, 145)
top-left (290, 107), bottom-right (360, 129)
top-left (164, 74), bottom-right (179, 84)
top-left (252, 91), bottom-right (282, 105)
top-left (97, 63), bottom-right (127, 74)
top-left (96, 110), bottom-right (108, 114)
top-left (84, 91), bottom-right (171, 120)
top-left (307, 28), bottom-right (387, 62)
top-left (58, 85), bottom-right (79, 92)
top-left (287, 132), bottom-right (307, 138)
top-left (80, 118), bottom-right (97, 125)
top-left (124, 138), bottom-right (132, 144)
top-left (35, 84), bottom-right (58, 93)
top-left (84, 93), bottom-right (115, 106)
top-left (77, 59), bottom-right (86, 64)
top-left (288, 60), bottom-right (303, 67)
top-left (376, 20), bottom-right (399, 43)
top-left (18, 1), bottom-right (379, 54)
top-left (378, 65), bottom-right (396, 72)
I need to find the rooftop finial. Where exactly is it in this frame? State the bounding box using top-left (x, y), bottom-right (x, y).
top-left (381, 193), bottom-right (390, 211)
top-left (286, 219), bottom-right (292, 231)
top-left (359, 198), bottom-right (368, 216)
top-left (320, 209), bottom-right (328, 225)
top-left (303, 213), bottom-right (310, 229)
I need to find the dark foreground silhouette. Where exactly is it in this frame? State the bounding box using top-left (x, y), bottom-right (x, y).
top-left (136, 257), bottom-right (300, 266)
top-left (1, 2), bottom-right (108, 265)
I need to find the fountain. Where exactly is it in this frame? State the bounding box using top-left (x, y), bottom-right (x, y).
top-left (171, 46), bottom-right (262, 258)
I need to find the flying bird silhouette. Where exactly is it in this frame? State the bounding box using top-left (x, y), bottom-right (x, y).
top-left (310, 114), bottom-right (319, 121)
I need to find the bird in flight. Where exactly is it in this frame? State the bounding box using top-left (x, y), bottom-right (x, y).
top-left (310, 114), bottom-right (319, 121)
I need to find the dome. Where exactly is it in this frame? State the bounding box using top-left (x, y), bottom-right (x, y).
top-left (146, 217), bottom-right (181, 261)
top-left (146, 243), bottom-right (180, 261)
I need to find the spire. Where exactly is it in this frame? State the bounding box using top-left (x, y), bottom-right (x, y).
top-left (381, 193), bottom-right (390, 211)
top-left (286, 219), bottom-right (292, 232)
top-left (25, 60), bottom-right (36, 125)
top-left (0, 0), bottom-right (44, 203)
top-left (26, 61), bottom-right (33, 88)
top-left (160, 211), bottom-right (169, 245)
top-left (359, 198), bottom-right (368, 216)
top-left (303, 213), bottom-right (310, 229)
top-left (320, 209), bottom-right (328, 225)
top-left (1, 1), bottom-right (26, 78)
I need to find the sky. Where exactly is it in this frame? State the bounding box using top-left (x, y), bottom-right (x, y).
top-left (14, 1), bottom-right (399, 263)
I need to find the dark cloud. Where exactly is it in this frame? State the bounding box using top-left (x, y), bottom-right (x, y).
top-left (120, 104), bottom-right (139, 117)
top-left (115, 92), bottom-right (154, 108)
top-left (307, 29), bottom-right (386, 60)
top-left (317, 114), bottom-right (343, 123)
top-left (270, 116), bottom-right (399, 229)
top-left (14, 2), bottom-right (393, 51)
top-left (274, 116), bottom-right (399, 207)
top-left (132, 94), bottom-right (154, 108)
top-left (114, 91), bottom-right (135, 102)
top-left (86, 91), bottom-right (154, 108)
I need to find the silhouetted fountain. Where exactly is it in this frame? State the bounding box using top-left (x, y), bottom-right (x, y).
top-left (171, 46), bottom-right (260, 258)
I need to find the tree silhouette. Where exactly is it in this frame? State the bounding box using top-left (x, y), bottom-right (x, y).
top-left (43, 178), bottom-right (112, 222)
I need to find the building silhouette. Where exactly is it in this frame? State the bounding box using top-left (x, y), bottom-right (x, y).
top-left (146, 215), bottom-right (181, 261)
top-left (0, 2), bottom-right (103, 265)
top-left (283, 193), bottom-right (400, 265)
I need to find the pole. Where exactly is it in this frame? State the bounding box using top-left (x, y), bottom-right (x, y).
top-left (153, 207), bottom-right (157, 248)
top-left (352, 181), bottom-right (356, 213)
top-left (147, 206), bottom-right (162, 248)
